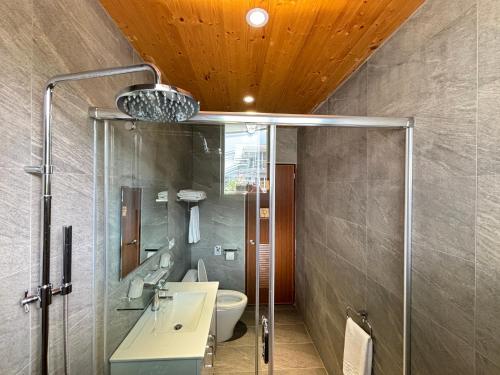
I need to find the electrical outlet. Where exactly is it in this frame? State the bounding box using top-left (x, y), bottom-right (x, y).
top-left (214, 245), bottom-right (222, 256)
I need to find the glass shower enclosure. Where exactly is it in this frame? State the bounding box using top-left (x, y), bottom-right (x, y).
top-left (92, 109), bottom-right (414, 375)
top-left (93, 117), bottom-right (274, 374)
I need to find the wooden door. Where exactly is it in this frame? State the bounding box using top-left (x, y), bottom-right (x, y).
top-left (120, 186), bottom-right (142, 278)
top-left (246, 164), bottom-right (296, 304)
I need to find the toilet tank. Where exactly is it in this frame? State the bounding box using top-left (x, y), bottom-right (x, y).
top-left (182, 269), bottom-right (198, 282)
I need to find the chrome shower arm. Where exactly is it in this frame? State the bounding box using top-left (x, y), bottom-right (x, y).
top-left (39, 63), bottom-right (161, 181)
top-left (45, 63), bottom-right (161, 88)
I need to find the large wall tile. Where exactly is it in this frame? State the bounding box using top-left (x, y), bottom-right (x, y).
top-left (415, 6), bottom-right (477, 121)
top-left (0, 0), bottom-right (32, 169)
top-left (329, 63), bottom-right (367, 117)
top-left (476, 353), bottom-right (500, 375)
top-left (478, 0), bottom-right (500, 175)
top-left (369, 0), bottom-right (476, 67)
top-left (367, 129), bottom-right (405, 181)
top-left (411, 309), bottom-right (474, 375)
top-left (276, 127), bottom-right (297, 164)
top-left (475, 175), bottom-right (500, 366)
top-left (325, 251), bottom-right (367, 314)
top-left (412, 245), bottom-right (475, 345)
top-left (0, 270), bottom-right (30, 374)
top-left (368, 6), bottom-right (477, 120)
top-left (326, 217), bottom-right (366, 273)
top-left (477, 175), bottom-right (500, 274)
top-left (366, 179), bottom-right (404, 240)
top-left (367, 280), bottom-right (403, 375)
top-left (367, 228), bottom-right (404, 298)
top-left (414, 116), bottom-right (476, 179)
top-left (413, 176), bottom-right (476, 261)
top-left (0, 169), bottom-right (30, 277)
top-left (478, 80), bottom-right (500, 176)
top-left (327, 128), bottom-right (367, 182)
top-left (326, 180), bottom-right (367, 226)
top-left (476, 266), bottom-right (500, 367)
top-left (304, 208), bottom-right (327, 247)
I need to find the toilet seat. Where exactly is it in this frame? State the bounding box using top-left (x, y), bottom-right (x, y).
top-left (217, 290), bottom-right (247, 311)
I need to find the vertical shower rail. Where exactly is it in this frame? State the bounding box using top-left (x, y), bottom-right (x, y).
top-left (21, 64), bottom-right (161, 375)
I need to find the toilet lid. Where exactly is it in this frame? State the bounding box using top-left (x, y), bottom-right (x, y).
top-left (197, 259), bottom-right (208, 282)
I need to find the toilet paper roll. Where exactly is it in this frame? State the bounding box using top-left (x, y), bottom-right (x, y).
top-left (128, 277), bottom-right (144, 299)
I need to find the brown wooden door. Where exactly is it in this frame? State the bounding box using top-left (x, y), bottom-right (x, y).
top-left (245, 164), bottom-right (295, 305)
top-left (120, 186), bottom-right (142, 278)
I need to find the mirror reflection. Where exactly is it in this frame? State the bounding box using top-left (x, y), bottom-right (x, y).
top-left (119, 186), bottom-right (169, 278)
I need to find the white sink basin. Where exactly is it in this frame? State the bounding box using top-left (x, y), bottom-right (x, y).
top-left (110, 282), bottom-right (218, 363)
top-left (152, 291), bottom-right (206, 334)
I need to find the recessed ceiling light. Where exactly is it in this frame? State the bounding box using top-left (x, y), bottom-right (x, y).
top-left (243, 95), bottom-right (255, 104)
top-left (246, 8), bottom-right (269, 28)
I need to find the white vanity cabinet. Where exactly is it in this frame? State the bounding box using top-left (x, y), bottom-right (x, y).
top-left (110, 358), bottom-right (204, 375)
top-left (110, 282), bottom-right (218, 375)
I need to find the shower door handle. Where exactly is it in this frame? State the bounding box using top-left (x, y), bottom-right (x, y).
top-left (261, 315), bottom-right (269, 364)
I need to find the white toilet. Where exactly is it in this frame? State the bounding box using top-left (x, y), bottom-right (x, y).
top-left (182, 259), bottom-right (247, 342)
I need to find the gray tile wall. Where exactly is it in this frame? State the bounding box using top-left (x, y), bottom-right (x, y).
top-left (277, 127), bottom-right (298, 165)
top-left (297, 64), bottom-right (405, 375)
top-left (298, 0), bottom-right (500, 373)
top-left (190, 125), bottom-right (246, 292)
top-left (0, 1), bottom-right (149, 374)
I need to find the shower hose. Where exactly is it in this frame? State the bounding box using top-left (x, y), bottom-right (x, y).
top-left (63, 294), bottom-right (70, 375)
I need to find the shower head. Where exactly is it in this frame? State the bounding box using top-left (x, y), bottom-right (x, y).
top-left (116, 83), bottom-right (199, 122)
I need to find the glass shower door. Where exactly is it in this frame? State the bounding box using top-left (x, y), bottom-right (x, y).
top-left (94, 119), bottom-right (276, 374)
top-left (221, 123), bottom-right (275, 374)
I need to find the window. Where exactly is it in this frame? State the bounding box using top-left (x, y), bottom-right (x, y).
top-left (224, 125), bottom-right (268, 194)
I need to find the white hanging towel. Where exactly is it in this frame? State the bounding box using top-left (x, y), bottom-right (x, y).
top-left (343, 317), bottom-right (373, 375)
top-left (188, 206), bottom-right (200, 244)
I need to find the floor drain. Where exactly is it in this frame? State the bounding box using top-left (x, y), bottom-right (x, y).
top-left (174, 324), bottom-right (183, 331)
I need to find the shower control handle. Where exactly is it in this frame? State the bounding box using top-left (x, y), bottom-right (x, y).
top-left (61, 226), bottom-right (72, 295)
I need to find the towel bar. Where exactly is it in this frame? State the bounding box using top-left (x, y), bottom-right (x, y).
top-left (346, 306), bottom-right (373, 337)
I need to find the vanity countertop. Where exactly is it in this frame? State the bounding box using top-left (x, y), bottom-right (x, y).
top-left (110, 281), bottom-right (218, 363)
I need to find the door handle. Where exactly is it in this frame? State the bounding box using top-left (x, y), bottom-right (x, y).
top-left (127, 239), bottom-right (137, 245)
top-left (249, 239), bottom-right (256, 245)
top-left (261, 315), bottom-right (269, 364)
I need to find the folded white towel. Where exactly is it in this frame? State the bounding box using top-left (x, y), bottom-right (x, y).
top-left (343, 317), bottom-right (372, 375)
top-left (188, 206), bottom-right (200, 243)
top-left (178, 189), bottom-right (206, 201)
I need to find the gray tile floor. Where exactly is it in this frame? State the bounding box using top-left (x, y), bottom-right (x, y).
top-left (204, 305), bottom-right (327, 374)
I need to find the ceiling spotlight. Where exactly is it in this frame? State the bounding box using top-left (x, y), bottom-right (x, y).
top-left (246, 8), bottom-right (269, 28)
top-left (243, 95), bottom-right (255, 104)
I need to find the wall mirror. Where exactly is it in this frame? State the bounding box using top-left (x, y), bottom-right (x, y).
top-left (119, 185), bottom-right (169, 279)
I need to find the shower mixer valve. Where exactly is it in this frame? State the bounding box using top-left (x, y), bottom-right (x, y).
top-left (21, 226), bottom-right (73, 313)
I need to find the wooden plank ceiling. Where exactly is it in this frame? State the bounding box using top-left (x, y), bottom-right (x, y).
top-left (100, 0), bottom-right (423, 113)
